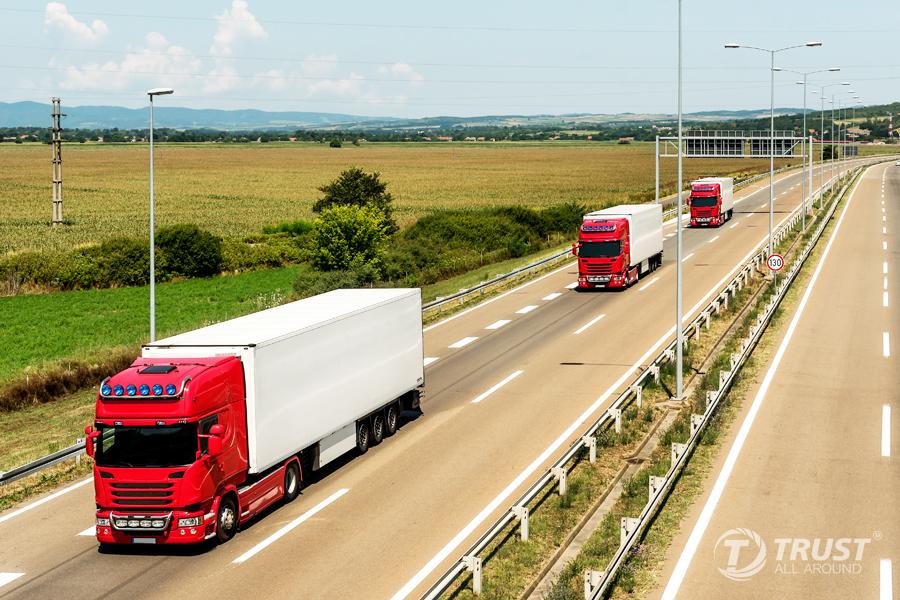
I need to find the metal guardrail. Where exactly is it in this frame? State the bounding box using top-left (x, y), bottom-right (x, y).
top-left (420, 165), bottom-right (860, 599)
top-left (585, 165), bottom-right (863, 600)
top-left (0, 440), bottom-right (85, 486)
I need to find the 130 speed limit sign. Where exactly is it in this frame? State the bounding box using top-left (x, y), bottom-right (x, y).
top-left (766, 253), bottom-right (784, 272)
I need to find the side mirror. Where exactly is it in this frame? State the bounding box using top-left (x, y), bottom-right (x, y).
top-left (84, 425), bottom-right (96, 458)
top-left (209, 424), bottom-right (225, 436)
top-left (206, 424), bottom-right (225, 457)
top-left (571, 242), bottom-right (579, 257)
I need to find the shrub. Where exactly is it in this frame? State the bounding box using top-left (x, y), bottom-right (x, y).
top-left (261, 219), bottom-right (314, 237)
top-left (96, 237), bottom-right (148, 286)
top-left (313, 167), bottom-right (398, 233)
top-left (292, 264), bottom-right (378, 299)
top-left (156, 224), bottom-right (223, 278)
top-left (329, 139), bottom-right (342, 148)
top-left (221, 235), bottom-right (303, 271)
top-left (308, 205), bottom-right (390, 274)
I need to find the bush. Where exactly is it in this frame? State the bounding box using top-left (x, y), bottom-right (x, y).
top-left (308, 205), bottom-right (390, 274)
top-left (292, 264), bottom-right (379, 298)
top-left (156, 224), bottom-right (223, 278)
top-left (329, 139), bottom-right (342, 148)
top-left (221, 235), bottom-right (303, 271)
top-left (313, 167), bottom-right (398, 233)
top-left (261, 219), bottom-right (314, 237)
top-left (96, 237), bottom-right (148, 286)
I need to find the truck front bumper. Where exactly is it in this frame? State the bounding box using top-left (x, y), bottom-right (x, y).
top-left (95, 509), bottom-right (216, 545)
top-left (578, 274), bottom-right (626, 289)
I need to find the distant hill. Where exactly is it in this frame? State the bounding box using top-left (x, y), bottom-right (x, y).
top-left (0, 100), bottom-right (805, 131)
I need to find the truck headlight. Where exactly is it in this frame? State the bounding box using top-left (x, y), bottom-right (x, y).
top-left (178, 517), bottom-right (201, 527)
top-left (151, 520), bottom-right (165, 528)
top-left (128, 520), bottom-right (139, 528)
top-left (140, 520), bottom-right (151, 528)
top-left (97, 518), bottom-right (110, 526)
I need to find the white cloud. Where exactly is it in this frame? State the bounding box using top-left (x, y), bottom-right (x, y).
top-left (210, 0), bottom-right (267, 57)
top-left (44, 2), bottom-right (108, 44)
top-left (60, 32), bottom-right (201, 92)
top-left (301, 54), bottom-right (339, 77)
top-left (254, 69), bottom-right (288, 92)
top-left (379, 62), bottom-right (425, 85)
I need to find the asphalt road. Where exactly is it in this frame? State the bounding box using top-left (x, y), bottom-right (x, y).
top-left (652, 161), bottom-right (898, 599)
top-left (0, 161), bottom-right (880, 600)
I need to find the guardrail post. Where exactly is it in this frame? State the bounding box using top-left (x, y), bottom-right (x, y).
top-left (582, 435), bottom-right (597, 463)
top-left (512, 505), bottom-right (529, 542)
top-left (584, 570), bottom-right (604, 600)
top-left (690, 414), bottom-right (704, 437)
top-left (632, 384), bottom-right (643, 408)
top-left (671, 442), bottom-right (687, 467)
top-left (719, 370), bottom-right (729, 391)
top-left (649, 475), bottom-right (665, 498)
top-left (650, 365), bottom-right (660, 383)
top-left (620, 517), bottom-right (640, 547)
top-left (462, 555), bottom-right (482, 595)
top-left (664, 348), bottom-right (675, 363)
top-left (723, 288), bottom-right (730, 310)
top-left (713, 300), bottom-right (721, 315)
top-left (608, 408), bottom-right (622, 434)
top-left (75, 438), bottom-right (84, 465)
top-left (706, 391), bottom-right (717, 412)
top-left (552, 466), bottom-right (568, 496)
top-left (731, 353), bottom-right (740, 371)
top-left (704, 311), bottom-right (711, 330)
top-left (693, 321), bottom-right (701, 341)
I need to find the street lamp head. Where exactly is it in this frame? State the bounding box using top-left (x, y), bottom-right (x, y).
top-left (805, 41), bottom-right (823, 47)
top-left (147, 88), bottom-right (174, 96)
top-left (796, 81), bottom-right (804, 85)
top-left (724, 43), bottom-right (741, 49)
top-left (840, 82), bottom-right (850, 85)
top-left (828, 67), bottom-right (840, 72)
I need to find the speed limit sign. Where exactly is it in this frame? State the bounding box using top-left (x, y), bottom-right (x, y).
top-left (766, 253), bottom-right (784, 272)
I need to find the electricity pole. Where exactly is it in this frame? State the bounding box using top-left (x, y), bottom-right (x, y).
top-left (51, 97), bottom-right (64, 225)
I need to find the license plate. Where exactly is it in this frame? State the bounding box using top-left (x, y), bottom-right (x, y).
top-left (587, 276), bottom-right (610, 283)
top-left (696, 217), bottom-right (710, 222)
top-left (132, 537), bottom-right (157, 545)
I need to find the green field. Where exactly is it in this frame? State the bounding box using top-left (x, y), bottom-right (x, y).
top-left (1, 141), bottom-right (792, 254)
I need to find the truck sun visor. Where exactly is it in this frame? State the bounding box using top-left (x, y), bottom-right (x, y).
top-left (138, 365), bottom-right (178, 375)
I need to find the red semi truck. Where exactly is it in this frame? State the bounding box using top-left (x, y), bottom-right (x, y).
top-left (84, 288), bottom-right (424, 547)
top-left (689, 177), bottom-right (734, 227)
top-left (573, 204), bottom-right (663, 289)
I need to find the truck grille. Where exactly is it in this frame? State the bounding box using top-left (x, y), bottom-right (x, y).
top-left (585, 263), bottom-right (613, 275)
top-left (110, 482), bottom-right (175, 507)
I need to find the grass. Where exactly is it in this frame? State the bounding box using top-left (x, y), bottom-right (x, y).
top-left (1, 141), bottom-right (790, 254)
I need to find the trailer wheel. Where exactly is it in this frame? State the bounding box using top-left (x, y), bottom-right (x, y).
top-left (216, 495), bottom-right (238, 544)
top-left (371, 412), bottom-right (385, 445)
top-left (356, 421), bottom-right (370, 454)
top-left (384, 403), bottom-right (399, 436)
top-left (283, 462), bottom-right (300, 503)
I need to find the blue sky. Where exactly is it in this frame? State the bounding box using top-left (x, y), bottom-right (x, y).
top-left (1, 1), bottom-right (897, 117)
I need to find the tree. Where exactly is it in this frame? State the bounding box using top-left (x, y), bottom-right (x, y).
top-left (329, 138), bottom-right (342, 148)
top-left (313, 167), bottom-right (398, 233)
top-left (309, 205), bottom-right (390, 274)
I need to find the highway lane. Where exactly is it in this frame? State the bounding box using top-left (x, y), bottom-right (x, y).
top-left (652, 161), bottom-right (898, 599)
top-left (0, 162), bottom-right (871, 599)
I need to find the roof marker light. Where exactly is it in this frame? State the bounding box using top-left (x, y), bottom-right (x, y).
top-left (113, 385), bottom-right (124, 396)
top-left (101, 385), bottom-right (112, 396)
top-left (165, 384), bottom-right (177, 396)
top-left (139, 384), bottom-right (150, 396)
top-left (152, 384), bottom-right (164, 396)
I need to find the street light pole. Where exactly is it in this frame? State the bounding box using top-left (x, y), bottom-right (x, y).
top-left (675, 0), bottom-right (684, 402)
top-left (147, 87), bottom-right (174, 343)
top-left (725, 41), bottom-right (821, 278)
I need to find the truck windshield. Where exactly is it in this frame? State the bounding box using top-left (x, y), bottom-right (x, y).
top-left (94, 424), bottom-right (198, 468)
top-left (579, 241), bottom-right (621, 258)
top-left (691, 195), bottom-right (718, 207)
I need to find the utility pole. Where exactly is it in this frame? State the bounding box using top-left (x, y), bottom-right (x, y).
top-left (51, 97), bottom-right (64, 225)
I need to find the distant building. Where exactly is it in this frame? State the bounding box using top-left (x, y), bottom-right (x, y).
top-left (618, 136), bottom-right (634, 144)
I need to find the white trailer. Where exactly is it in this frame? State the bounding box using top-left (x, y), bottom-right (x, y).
top-left (143, 288), bottom-right (424, 474)
top-left (583, 204), bottom-right (664, 271)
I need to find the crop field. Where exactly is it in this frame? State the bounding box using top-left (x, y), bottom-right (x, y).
top-left (1, 141), bottom-right (795, 254)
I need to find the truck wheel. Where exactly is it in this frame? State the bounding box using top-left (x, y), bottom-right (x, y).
top-left (216, 496), bottom-right (238, 544)
top-left (371, 413), bottom-right (385, 445)
top-left (283, 462), bottom-right (300, 503)
top-left (356, 421), bottom-right (370, 454)
top-left (384, 403), bottom-right (399, 437)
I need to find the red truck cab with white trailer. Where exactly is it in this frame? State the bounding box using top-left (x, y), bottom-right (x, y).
top-left (573, 204), bottom-right (663, 289)
top-left (85, 288), bottom-right (424, 547)
top-left (689, 177), bottom-right (734, 227)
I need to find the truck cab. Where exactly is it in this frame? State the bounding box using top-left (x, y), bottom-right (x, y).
top-left (85, 356), bottom-right (265, 546)
top-left (689, 178), bottom-right (734, 227)
top-left (574, 217), bottom-right (634, 289)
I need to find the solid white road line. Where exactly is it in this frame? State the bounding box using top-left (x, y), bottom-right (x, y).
top-left (681, 253), bottom-right (695, 263)
top-left (0, 477), bottom-right (92, 526)
top-left (423, 261), bottom-right (574, 333)
top-left (729, 223), bottom-right (738, 229)
top-left (471, 371), bottom-right (523, 404)
top-left (77, 526), bottom-right (96, 537)
top-left (485, 319), bottom-right (511, 330)
top-left (660, 161), bottom-right (864, 600)
top-left (881, 559), bottom-right (893, 600)
top-left (638, 277), bottom-right (660, 292)
top-left (392, 193), bottom-right (814, 600)
top-left (543, 292), bottom-right (562, 301)
top-left (885, 292), bottom-right (890, 308)
top-left (423, 357), bottom-right (439, 367)
top-left (516, 305), bottom-right (538, 314)
top-left (233, 488), bottom-right (349, 564)
top-left (882, 405), bottom-right (892, 458)
top-left (566, 282), bottom-right (578, 289)
top-left (884, 332), bottom-right (891, 358)
top-left (574, 314), bottom-right (606, 335)
top-left (0, 573), bottom-right (24, 589)
top-left (448, 337), bottom-right (478, 349)
top-left (708, 235), bottom-right (720, 243)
